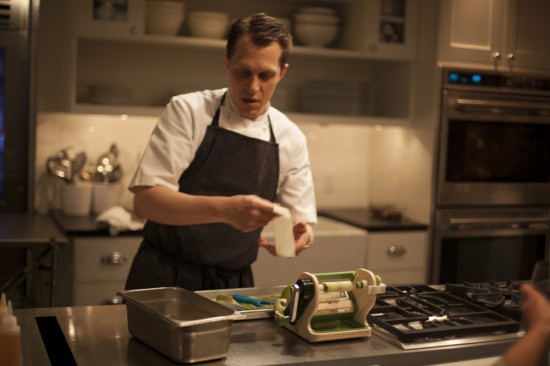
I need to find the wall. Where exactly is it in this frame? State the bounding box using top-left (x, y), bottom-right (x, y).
top-left (34, 112), bottom-right (373, 213)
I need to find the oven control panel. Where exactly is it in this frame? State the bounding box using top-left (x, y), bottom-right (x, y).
top-left (444, 68), bottom-right (550, 93)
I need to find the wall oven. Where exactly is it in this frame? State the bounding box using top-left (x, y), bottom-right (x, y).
top-left (436, 69), bottom-right (550, 206)
top-left (432, 208), bottom-right (550, 283)
top-left (431, 68), bottom-right (550, 283)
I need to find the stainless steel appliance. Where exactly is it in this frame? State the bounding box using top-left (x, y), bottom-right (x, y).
top-left (432, 208), bottom-right (550, 283)
top-left (431, 68), bottom-right (550, 283)
top-left (368, 283), bottom-right (522, 350)
top-left (0, 0), bottom-right (37, 212)
top-left (436, 68), bottom-right (550, 206)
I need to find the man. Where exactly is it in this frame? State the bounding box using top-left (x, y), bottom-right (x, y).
top-left (125, 13), bottom-right (317, 291)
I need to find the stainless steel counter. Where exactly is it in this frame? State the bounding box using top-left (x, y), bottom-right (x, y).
top-left (15, 305), bottom-right (515, 366)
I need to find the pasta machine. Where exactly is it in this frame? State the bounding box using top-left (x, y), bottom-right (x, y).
top-left (274, 268), bottom-right (386, 342)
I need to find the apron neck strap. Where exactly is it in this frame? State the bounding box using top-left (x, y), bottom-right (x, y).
top-left (212, 92), bottom-right (277, 143)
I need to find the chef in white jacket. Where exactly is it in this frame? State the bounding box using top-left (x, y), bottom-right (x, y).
top-left (125, 13), bottom-right (316, 291)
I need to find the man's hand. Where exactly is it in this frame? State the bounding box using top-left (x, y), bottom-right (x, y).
top-left (223, 195), bottom-right (276, 232)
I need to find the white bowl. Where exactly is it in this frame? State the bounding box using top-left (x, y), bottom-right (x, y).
top-left (146, 1), bottom-right (185, 35)
top-left (187, 11), bottom-right (229, 39)
top-left (294, 13), bottom-right (339, 25)
top-left (298, 6), bottom-right (336, 16)
top-left (294, 23), bottom-right (338, 47)
top-left (146, 13), bottom-right (185, 35)
top-left (274, 17), bottom-right (291, 31)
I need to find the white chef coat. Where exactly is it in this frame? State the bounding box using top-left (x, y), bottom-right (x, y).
top-left (130, 88), bottom-right (317, 224)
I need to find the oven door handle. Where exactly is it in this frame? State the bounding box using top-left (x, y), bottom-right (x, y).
top-left (455, 98), bottom-right (550, 111)
top-left (450, 217), bottom-right (549, 225)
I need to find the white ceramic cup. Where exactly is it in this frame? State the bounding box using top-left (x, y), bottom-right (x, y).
top-left (92, 182), bottom-right (121, 214)
top-left (61, 182), bottom-right (93, 216)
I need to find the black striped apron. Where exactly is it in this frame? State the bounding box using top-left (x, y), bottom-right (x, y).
top-left (125, 94), bottom-right (279, 291)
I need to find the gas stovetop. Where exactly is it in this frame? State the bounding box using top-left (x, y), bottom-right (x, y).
top-left (367, 284), bottom-right (522, 350)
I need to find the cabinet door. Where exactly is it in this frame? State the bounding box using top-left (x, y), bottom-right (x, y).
top-left (505, 0), bottom-right (550, 71)
top-left (437, 0), bottom-right (506, 67)
top-left (74, 0), bottom-right (145, 38)
top-left (365, 231), bottom-right (427, 284)
top-left (73, 237), bottom-right (141, 281)
top-left (73, 282), bottom-right (126, 306)
top-left (362, 0), bottom-right (420, 60)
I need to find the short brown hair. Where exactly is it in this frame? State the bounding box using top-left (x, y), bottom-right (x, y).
top-left (226, 13), bottom-right (292, 69)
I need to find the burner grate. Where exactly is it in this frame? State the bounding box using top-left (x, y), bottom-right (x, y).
top-left (368, 284), bottom-right (520, 343)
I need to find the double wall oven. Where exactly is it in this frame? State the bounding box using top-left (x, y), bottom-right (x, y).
top-left (431, 68), bottom-right (550, 283)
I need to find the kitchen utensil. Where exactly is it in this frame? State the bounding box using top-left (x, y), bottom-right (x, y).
top-left (274, 268), bottom-right (385, 342)
top-left (46, 157), bottom-right (71, 182)
top-left (71, 152), bottom-right (87, 178)
top-left (94, 143), bottom-right (122, 183)
top-left (231, 294), bottom-right (275, 308)
top-left (118, 287), bottom-right (243, 364)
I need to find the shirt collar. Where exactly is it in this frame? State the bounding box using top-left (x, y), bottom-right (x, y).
top-left (221, 90), bottom-right (270, 125)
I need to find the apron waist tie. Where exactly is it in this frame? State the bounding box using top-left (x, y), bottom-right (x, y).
top-left (145, 240), bottom-right (254, 290)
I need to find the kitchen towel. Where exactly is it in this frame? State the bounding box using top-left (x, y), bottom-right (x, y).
top-left (95, 206), bottom-right (144, 235)
top-left (273, 205), bottom-right (296, 258)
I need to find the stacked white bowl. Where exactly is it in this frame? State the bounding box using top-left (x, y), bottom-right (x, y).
top-left (145, 0), bottom-right (185, 36)
top-left (187, 11), bottom-right (230, 39)
top-left (293, 7), bottom-right (339, 47)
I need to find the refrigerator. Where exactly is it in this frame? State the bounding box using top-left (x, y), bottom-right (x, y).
top-left (0, 0), bottom-right (38, 212)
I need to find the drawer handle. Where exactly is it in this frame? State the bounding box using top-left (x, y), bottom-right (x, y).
top-left (386, 245), bottom-right (406, 257)
top-left (100, 296), bottom-right (123, 305)
top-left (100, 252), bottom-right (127, 265)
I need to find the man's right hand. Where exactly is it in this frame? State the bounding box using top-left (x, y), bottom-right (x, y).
top-left (223, 195), bottom-right (276, 232)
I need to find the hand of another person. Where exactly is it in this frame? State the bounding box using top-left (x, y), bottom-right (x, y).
top-left (258, 221), bottom-right (313, 256)
top-left (519, 283), bottom-right (550, 337)
top-left (224, 195), bottom-right (276, 232)
top-left (500, 283), bottom-right (550, 366)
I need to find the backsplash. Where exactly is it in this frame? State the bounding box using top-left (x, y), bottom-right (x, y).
top-left (35, 112), bottom-right (373, 213)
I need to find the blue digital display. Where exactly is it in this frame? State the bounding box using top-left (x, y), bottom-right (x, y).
top-left (471, 74), bottom-right (482, 84)
top-left (448, 73), bottom-right (459, 83)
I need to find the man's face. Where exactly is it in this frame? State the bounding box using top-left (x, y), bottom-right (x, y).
top-left (224, 35), bottom-right (288, 120)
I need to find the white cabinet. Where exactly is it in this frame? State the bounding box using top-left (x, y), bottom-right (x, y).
top-left (72, 236), bottom-right (141, 306)
top-left (41, 0), bottom-right (422, 126)
top-left (74, 0), bottom-right (145, 38)
top-left (362, 0), bottom-right (419, 60)
top-left (364, 231), bottom-right (427, 285)
top-left (437, 0), bottom-right (550, 72)
top-left (252, 217), bottom-right (368, 287)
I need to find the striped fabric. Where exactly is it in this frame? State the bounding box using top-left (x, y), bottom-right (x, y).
top-left (126, 94), bottom-right (279, 291)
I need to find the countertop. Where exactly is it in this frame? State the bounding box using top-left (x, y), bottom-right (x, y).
top-left (0, 212), bottom-right (68, 245)
top-left (49, 210), bottom-right (143, 236)
top-left (318, 208), bottom-right (429, 232)
top-left (15, 304), bottom-right (514, 366)
top-left (50, 208), bottom-right (426, 237)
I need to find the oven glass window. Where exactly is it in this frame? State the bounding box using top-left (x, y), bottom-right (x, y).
top-left (446, 120), bottom-right (550, 182)
top-left (439, 235), bottom-right (546, 283)
top-left (0, 49), bottom-right (5, 201)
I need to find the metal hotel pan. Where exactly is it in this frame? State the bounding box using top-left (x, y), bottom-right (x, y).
top-left (118, 287), bottom-right (243, 364)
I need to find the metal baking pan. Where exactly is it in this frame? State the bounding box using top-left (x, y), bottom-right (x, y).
top-left (118, 287), bottom-right (243, 364)
top-left (195, 285), bottom-right (287, 320)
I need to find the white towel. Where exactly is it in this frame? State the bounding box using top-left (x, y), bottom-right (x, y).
top-left (273, 205), bottom-right (295, 258)
top-left (95, 206), bottom-right (144, 236)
